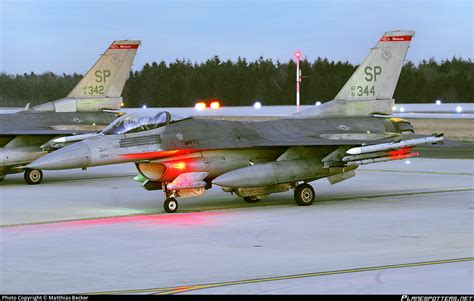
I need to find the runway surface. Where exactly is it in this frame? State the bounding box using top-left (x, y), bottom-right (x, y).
top-left (0, 158), bottom-right (473, 294)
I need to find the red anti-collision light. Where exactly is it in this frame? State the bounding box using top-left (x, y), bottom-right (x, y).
top-left (171, 162), bottom-right (186, 170)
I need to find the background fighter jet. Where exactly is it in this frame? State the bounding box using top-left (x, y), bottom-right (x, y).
top-left (0, 40), bottom-right (140, 184)
top-left (29, 30), bottom-right (444, 213)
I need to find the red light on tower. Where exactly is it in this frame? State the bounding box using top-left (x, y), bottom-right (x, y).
top-left (295, 50), bottom-right (301, 60)
top-left (210, 100), bottom-right (220, 110)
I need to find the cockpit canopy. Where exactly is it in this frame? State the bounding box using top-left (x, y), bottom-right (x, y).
top-left (101, 111), bottom-right (188, 135)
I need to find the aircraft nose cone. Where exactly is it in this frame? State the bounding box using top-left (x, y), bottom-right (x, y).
top-left (27, 142), bottom-right (91, 170)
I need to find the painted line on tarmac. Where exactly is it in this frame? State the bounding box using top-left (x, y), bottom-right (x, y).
top-left (0, 212), bottom-right (163, 228)
top-left (359, 169), bottom-right (474, 176)
top-left (324, 187), bottom-right (473, 202)
top-left (1, 174), bottom-right (137, 186)
top-left (84, 257), bottom-right (474, 295)
top-left (1, 187), bottom-right (472, 229)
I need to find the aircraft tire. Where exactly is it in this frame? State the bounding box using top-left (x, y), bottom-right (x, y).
top-left (24, 169), bottom-right (43, 185)
top-left (164, 198), bottom-right (178, 213)
top-left (294, 183), bottom-right (315, 206)
top-left (243, 196), bottom-right (260, 203)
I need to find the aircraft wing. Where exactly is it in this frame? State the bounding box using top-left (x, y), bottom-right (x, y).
top-left (162, 132), bottom-right (401, 150)
top-left (0, 128), bottom-right (95, 136)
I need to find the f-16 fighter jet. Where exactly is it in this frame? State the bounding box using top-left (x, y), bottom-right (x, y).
top-left (0, 40), bottom-right (140, 184)
top-left (28, 30), bottom-right (444, 213)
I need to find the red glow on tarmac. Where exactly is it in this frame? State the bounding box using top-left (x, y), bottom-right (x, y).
top-left (120, 150), bottom-right (190, 161)
top-left (4, 212), bottom-right (224, 233)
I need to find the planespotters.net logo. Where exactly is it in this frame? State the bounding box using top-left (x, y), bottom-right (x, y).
top-left (402, 296), bottom-right (474, 301)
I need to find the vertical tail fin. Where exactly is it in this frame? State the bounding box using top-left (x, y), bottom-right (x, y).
top-left (334, 30), bottom-right (414, 101)
top-left (33, 40), bottom-right (140, 112)
top-left (67, 40), bottom-right (141, 98)
top-left (295, 30), bottom-right (414, 118)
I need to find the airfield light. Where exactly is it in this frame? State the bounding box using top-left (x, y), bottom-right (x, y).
top-left (195, 102), bottom-right (206, 111)
top-left (456, 106), bottom-right (463, 113)
top-left (142, 104), bottom-right (147, 109)
top-left (435, 100), bottom-right (442, 105)
top-left (315, 101), bottom-right (322, 106)
top-left (392, 105), bottom-right (397, 112)
top-left (405, 160), bottom-right (411, 165)
top-left (399, 106), bottom-right (405, 113)
top-left (253, 101), bottom-right (262, 110)
top-left (121, 101), bottom-right (125, 108)
top-left (210, 100), bottom-right (221, 110)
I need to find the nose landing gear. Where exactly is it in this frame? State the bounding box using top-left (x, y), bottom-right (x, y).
top-left (162, 183), bottom-right (179, 213)
top-left (164, 197), bottom-right (178, 213)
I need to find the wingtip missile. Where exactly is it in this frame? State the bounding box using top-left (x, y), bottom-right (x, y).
top-left (346, 135), bottom-right (444, 155)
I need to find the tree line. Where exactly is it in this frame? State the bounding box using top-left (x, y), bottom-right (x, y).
top-left (0, 56), bottom-right (472, 107)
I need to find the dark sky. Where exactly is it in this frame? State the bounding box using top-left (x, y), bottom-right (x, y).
top-left (1, 0), bottom-right (472, 74)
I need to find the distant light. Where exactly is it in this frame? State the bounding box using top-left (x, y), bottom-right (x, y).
top-left (399, 106), bottom-right (405, 113)
top-left (210, 100), bottom-right (220, 110)
top-left (456, 106), bottom-right (463, 113)
top-left (142, 104), bottom-right (147, 109)
top-left (435, 100), bottom-right (442, 105)
top-left (392, 105), bottom-right (397, 111)
top-left (366, 131), bottom-right (371, 134)
top-left (195, 102), bottom-right (206, 111)
top-left (253, 101), bottom-right (262, 110)
top-left (121, 101), bottom-right (125, 108)
top-left (405, 160), bottom-right (411, 165)
top-left (315, 101), bottom-right (322, 106)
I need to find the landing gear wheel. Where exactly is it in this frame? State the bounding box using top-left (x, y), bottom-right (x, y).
top-left (164, 198), bottom-right (178, 213)
top-left (24, 169), bottom-right (43, 185)
top-left (294, 183), bottom-right (315, 206)
top-left (243, 196), bottom-right (260, 203)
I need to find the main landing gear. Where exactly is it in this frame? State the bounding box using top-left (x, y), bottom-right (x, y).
top-left (243, 196), bottom-right (260, 203)
top-left (24, 168), bottom-right (43, 185)
top-left (294, 183), bottom-right (315, 206)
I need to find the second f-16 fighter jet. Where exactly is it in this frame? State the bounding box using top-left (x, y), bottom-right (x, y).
top-left (0, 40), bottom-right (140, 184)
top-left (28, 30), bottom-right (444, 213)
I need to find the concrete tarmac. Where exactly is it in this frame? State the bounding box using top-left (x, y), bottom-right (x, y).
top-left (0, 158), bottom-right (473, 294)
